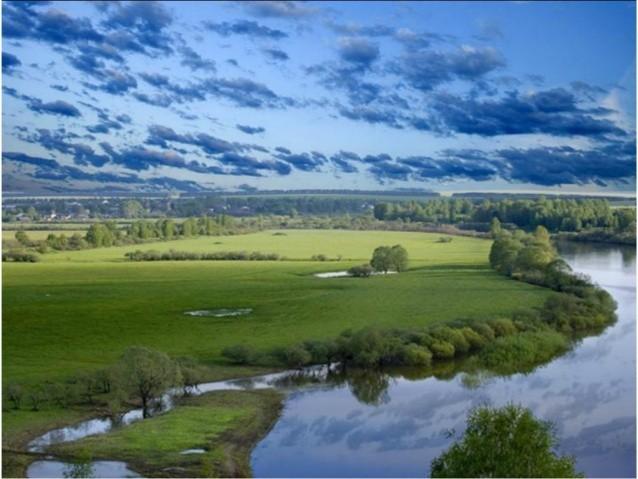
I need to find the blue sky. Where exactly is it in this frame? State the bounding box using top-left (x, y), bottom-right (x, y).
top-left (2, 1), bottom-right (636, 194)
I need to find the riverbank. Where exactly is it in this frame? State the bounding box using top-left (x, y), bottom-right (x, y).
top-left (555, 230), bottom-right (635, 245)
top-left (46, 389), bottom-right (283, 478)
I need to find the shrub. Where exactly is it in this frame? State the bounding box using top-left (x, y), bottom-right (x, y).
top-left (487, 318), bottom-right (518, 337)
top-left (348, 264), bottom-right (373, 277)
top-left (278, 345), bottom-right (312, 369)
top-left (221, 345), bottom-right (255, 365)
top-left (470, 322), bottom-right (495, 341)
top-left (430, 326), bottom-right (470, 354)
top-left (401, 344), bottom-right (433, 366)
top-left (2, 251), bottom-right (39, 262)
top-left (429, 340), bottom-right (456, 359)
top-left (460, 327), bottom-right (487, 351)
top-left (6, 384), bottom-right (23, 410)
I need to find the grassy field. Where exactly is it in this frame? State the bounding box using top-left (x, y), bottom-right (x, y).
top-left (2, 229), bottom-right (553, 475)
top-left (3, 230), bottom-right (550, 385)
top-left (11, 229), bottom-right (490, 263)
top-left (51, 390), bottom-right (283, 478)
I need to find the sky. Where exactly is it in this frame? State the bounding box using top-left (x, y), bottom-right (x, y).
top-left (2, 0), bottom-right (636, 195)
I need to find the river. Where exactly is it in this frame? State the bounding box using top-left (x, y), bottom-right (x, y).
top-left (27, 242), bottom-right (636, 478)
top-left (250, 242), bottom-right (636, 477)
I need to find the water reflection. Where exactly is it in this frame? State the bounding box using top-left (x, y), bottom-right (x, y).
top-left (251, 242), bottom-right (636, 478)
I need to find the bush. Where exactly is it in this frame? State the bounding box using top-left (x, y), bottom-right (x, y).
top-left (400, 344), bottom-right (433, 366)
top-left (2, 251), bottom-right (39, 262)
top-left (429, 340), bottom-right (456, 359)
top-left (460, 327), bottom-right (487, 351)
top-left (470, 322), bottom-right (495, 341)
top-left (348, 264), bottom-right (373, 277)
top-left (221, 345), bottom-right (255, 365)
top-left (436, 237), bottom-right (453, 243)
top-left (487, 318), bottom-right (518, 337)
top-left (431, 326), bottom-right (470, 354)
top-left (278, 345), bottom-right (312, 369)
top-left (6, 384), bottom-right (23, 410)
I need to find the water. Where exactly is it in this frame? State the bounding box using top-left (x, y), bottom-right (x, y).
top-left (27, 460), bottom-right (139, 478)
top-left (25, 243), bottom-right (636, 478)
top-left (251, 242), bottom-right (636, 477)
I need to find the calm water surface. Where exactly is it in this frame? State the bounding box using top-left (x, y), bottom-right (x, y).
top-left (251, 242), bottom-right (636, 478)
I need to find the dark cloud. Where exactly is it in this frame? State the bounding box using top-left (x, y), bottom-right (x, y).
top-left (2, 52), bottom-right (21, 74)
top-left (338, 37), bottom-right (380, 68)
top-left (241, 1), bottom-right (319, 19)
top-left (275, 150), bottom-right (325, 172)
top-left (401, 151), bottom-right (499, 181)
top-left (27, 98), bottom-right (82, 117)
top-left (368, 160), bottom-right (412, 182)
top-left (98, 0), bottom-right (174, 53)
top-left (137, 72), bottom-right (293, 109)
top-left (21, 128), bottom-right (109, 167)
top-left (237, 124), bottom-right (266, 135)
top-left (339, 105), bottom-right (404, 129)
top-left (204, 20), bottom-right (288, 40)
top-left (330, 151), bottom-right (360, 173)
top-left (263, 48), bottom-right (289, 61)
top-left (179, 46), bottom-right (216, 72)
top-left (391, 46), bottom-right (505, 92)
top-left (496, 141), bottom-right (635, 186)
top-left (430, 89), bottom-right (626, 138)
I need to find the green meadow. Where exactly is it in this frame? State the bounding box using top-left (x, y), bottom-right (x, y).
top-left (3, 230), bottom-right (549, 386)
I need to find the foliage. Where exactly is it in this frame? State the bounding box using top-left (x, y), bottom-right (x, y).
top-left (125, 249), bottom-right (281, 261)
top-left (113, 346), bottom-right (180, 418)
top-left (2, 250), bottom-right (39, 262)
top-left (370, 244), bottom-right (408, 273)
top-left (222, 345), bottom-right (256, 365)
top-left (430, 404), bottom-right (582, 478)
top-left (348, 264), bottom-right (373, 277)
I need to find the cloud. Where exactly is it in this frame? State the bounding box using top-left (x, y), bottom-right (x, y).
top-left (338, 37), bottom-right (380, 68)
top-left (330, 151), bottom-right (360, 173)
top-left (20, 128), bottom-right (109, 166)
top-left (241, 1), bottom-right (319, 19)
top-left (179, 46), bottom-right (216, 72)
top-left (204, 20), bottom-right (288, 40)
top-left (339, 105), bottom-right (404, 129)
top-left (263, 48), bottom-right (289, 61)
top-left (274, 150), bottom-right (325, 171)
top-left (2, 52), bottom-right (21, 74)
top-left (27, 98), bottom-right (82, 117)
top-left (391, 46), bottom-right (505, 91)
top-left (368, 160), bottom-right (412, 182)
top-left (97, 0), bottom-right (174, 53)
top-left (237, 124), bottom-right (266, 134)
top-left (496, 141), bottom-right (635, 186)
top-left (430, 89), bottom-right (626, 138)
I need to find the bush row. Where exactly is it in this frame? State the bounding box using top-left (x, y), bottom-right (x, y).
top-left (124, 249), bottom-right (282, 261)
top-left (2, 250), bottom-right (39, 262)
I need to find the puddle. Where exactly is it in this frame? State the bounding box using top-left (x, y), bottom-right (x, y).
top-left (314, 271), bottom-right (398, 278)
top-left (184, 308), bottom-right (252, 317)
top-left (27, 460), bottom-right (140, 478)
top-left (180, 448), bottom-right (206, 455)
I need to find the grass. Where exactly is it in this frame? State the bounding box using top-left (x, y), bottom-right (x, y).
top-left (3, 231), bottom-right (550, 385)
top-left (18, 229), bottom-right (491, 263)
top-left (16, 390), bottom-right (283, 478)
top-left (2, 229), bottom-right (551, 473)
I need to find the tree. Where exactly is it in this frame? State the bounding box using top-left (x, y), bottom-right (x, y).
top-left (14, 230), bottom-right (30, 246)
top-left (121, 200), bottom-right (145, 218)
top-left (430, 404), bottom-right (581, 478)
top-left (534, 225), bottom-right (551, 244)
top-left (370, 246), bottom-right (393, 273)
top-left (114, 346), bottom-right (180, 418)
top-left (489, 217), bottom-right (502, 238)
top-left (389, 244), bottom-right (408, 272)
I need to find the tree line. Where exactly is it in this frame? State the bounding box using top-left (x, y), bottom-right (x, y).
top-left (374, 197), bottom-right (635, 235)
